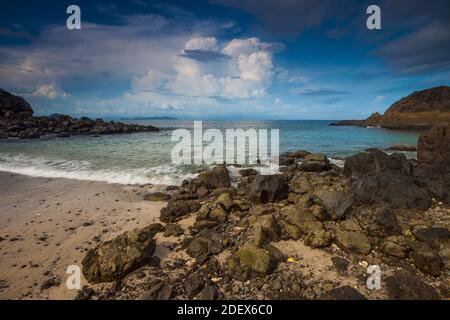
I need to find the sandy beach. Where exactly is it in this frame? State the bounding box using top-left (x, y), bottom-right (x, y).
top-left (0, 171), bottom-right (167, 300)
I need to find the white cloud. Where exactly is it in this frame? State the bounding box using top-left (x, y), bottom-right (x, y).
top-left (375, 95), bottom-right (385, 102)
top-left (30, 84), bottom-right (68, 99)
top-left (184, 37), bottom-right (219, 52)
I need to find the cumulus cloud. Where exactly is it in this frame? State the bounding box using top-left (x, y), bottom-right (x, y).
top-left (30, 84), bottom-right (68, 100)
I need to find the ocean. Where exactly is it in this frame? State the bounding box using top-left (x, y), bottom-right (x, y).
top-left (0, 120), bottom-right (420, 185)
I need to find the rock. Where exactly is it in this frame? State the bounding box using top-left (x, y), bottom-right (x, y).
top-left (265, 244), bottom-right (288, 262)
top-left (314, 190), bottom-right (352, 220)
top-left (345, 149), bottom-right (431, 210)
top-left (143, 192), bottom-right (171, 201)
top-left (279, 150), bottom-right (310, 166)
top-left (363, 86), bottom-right (450, 130)
top-left (381, 235), bottom-right (409, 258)
top-left (227, 245), bottom-right (277, 280)
top-left (253, 214), bottom-right (280, 246)
top-left (355, 205), bottom-right (401, 241)
top-left (249, 203), bottom-right (278, 216)
top-left (281, 205), bottom-right (328, 246)
top-left (160, 200), bottom-right (201, 223)
top-left (387, 144), bottom-right (417, 152)
top-left (75, 286), bottom-right (95, 300)
top-left (414, 227), bottom-right (450, 248)
top-left (192, 220), bottom-right (217, 232)
top-left (331, 256), bottom-right (349, 274)
top-left (196, 203), bottom-right (228, 223)
top-left (415, 126), bottom-right (450, 203)
top-left (247, 175), bottom-right (289, 203)
top-left (81, 223), bottom-right (163, 283)
top-left (410, 242), bottom-right (442, 277)
top-left (0, 90), bottom-right (159, 139)
top-left (300, 153), bottom-right (330, 172)
top-left (40, 277), bottom-right (61, 291)
top-left (196, 285), bottom-right (223, 300)
top-left (141, 279), bottom-right (172, 300)
top-left (186, 229), bottom-right (223, 264)
top-left (239, 168), bottom-right (258, 177)
top-left (163, 223), bottom-right (183, 237)
top-left (289, 174), bottom-right (311, 194)
top-left (385, 272), bottom-right (439, 300)
top-left (281, 221), bottom-right (302, 240)
top-left (304, 229), bottom-right (333, 248)
top-left (214, 193), bottom-right (235, 212)
top-left (194, 166), bottom-right (230, 191)
top-left (335, 220), bottom-right (371, 255)
top-left (185, 274), bottom-right (205, 297)
top-left (0, 88), bottom-right (33, 119)
top-left (319, 286), bottom-right (367, 300)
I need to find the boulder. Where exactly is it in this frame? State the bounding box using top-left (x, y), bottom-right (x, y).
top-left (355, 205), bottom-right (401, 241)
top-left (194, 166), bottom-right (230, 191)
top-left (334, 220), bottom-right (371, 255)
top-left (413, 227), bottom-right (450, 249)
top-left (253, 214), bottom-right (280, 246)
top-left (410, 242), bottom-right (442, 277)
top-left (345, 149), bottom-right (431, 210)
top-left (279, 150), bottom-right (310, 166)
top-left (227, 245), bottom-right (276, 281)
top-left (160, 199), bottom-right (201, 223)
top-left (387, 144), bottom-right (417, 152)
top-left (381, 235), bottom-right (409, 258)
top-left (247, 175), bottom-right (289, 203)
top-left (319, 286), bottom-right (367, 300)
top-left (300, 153), bottom-right (330, 172)
top-left (289, 174), bottom-right (311, 194)
top-left (141, 279), bottom-right (172, 300)
top-left (186, 229), bottom-right (223, 264)
top-left (185, 274), bottom-right (205, 297)
top-left (163, 223), bottom-right (183, 237)
top-left (416, 126), bottom-right (450, 203)
top-left (314, 190), bottom-right (352, 220)
top-left (385, 272), bottom-right (439, 300)
top-left (82, 223), bottom-right (163, 283)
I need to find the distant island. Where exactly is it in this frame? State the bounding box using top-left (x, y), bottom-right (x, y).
top-left (120, 116), bottom-right (178, 121)
top-left (331, 86), bottom-right (450, 130)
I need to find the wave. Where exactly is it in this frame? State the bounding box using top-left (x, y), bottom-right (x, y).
top-left (0, 153), bottom-right (197, 186)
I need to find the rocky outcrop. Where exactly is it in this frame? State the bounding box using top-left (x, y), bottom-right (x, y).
top-left (332, 87), bottom-right (450, 130)
top-left (0, 89), bottom-right (159, 138)
top-left (415, 125), bottom-right (450, 203)
top-left (82, 223), bottom-right (163, 283)
top-left (0, 89), bottom-right (33, 119)
top-left (344, 149), bottom-right (431, 210)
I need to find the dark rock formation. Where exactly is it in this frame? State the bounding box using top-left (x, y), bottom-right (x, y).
top-left (247, 175), bottom-right (289, 203)
top-left (415, 125), bottom-right (450, 203)
top-left (0, 88), bottom-right (159, 139)
top-left (344, 149), bottom-right (431, 210)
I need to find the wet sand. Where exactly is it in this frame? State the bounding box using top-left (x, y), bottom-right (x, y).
top-left (0, 171), bottom-right (166, 300)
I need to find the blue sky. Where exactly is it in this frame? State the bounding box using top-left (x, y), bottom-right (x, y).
top-left (0, 0), bottom-right (449, 120)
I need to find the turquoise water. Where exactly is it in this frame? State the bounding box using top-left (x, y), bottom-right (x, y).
top-left (0, 120), bottom-right (420, 185)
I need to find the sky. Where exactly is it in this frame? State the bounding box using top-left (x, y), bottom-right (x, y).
top-left (0, 0), bottom-right (449, 120)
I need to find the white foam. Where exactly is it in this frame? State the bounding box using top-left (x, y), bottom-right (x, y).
top-left (0, 153), bottom-right (197, 186)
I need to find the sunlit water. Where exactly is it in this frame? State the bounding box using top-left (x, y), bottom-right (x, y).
top-left (0, 120), bottom-right (420, 185)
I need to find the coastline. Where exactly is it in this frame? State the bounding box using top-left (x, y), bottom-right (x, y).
top-left (0, 171), bottom-right (168, 299)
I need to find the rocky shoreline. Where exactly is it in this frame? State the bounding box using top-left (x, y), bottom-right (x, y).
top-left (0, 89), bottom-right (159, 139)
top-left (74, 125), bottom-right (450, 300)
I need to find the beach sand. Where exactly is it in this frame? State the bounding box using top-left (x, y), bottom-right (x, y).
top-left (0, 171), bottom-right (167, 300)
